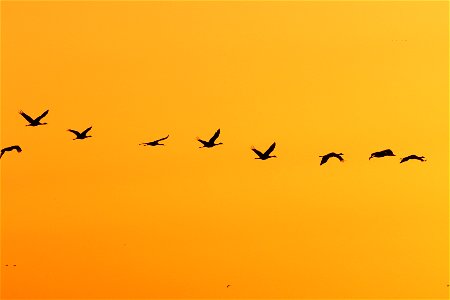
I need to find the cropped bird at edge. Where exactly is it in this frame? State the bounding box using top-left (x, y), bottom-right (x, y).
top-left (140, 135), bottom-right (169, 146)
top-left (19, 109), bottom-right (49, 126)
top-left (369, 149), bottom-right (395, 160)
top-left (67, 126), bottom-right (93, 140)
top-left (400, 154), bottom-right (426, 163)
top-left (319, 152), bottom-right (344, 165)
top-left (0, 145), bottom-right (22, 159)
top-left (251, 142), bottom-right (277, 160)
top-left (197, 129), bottom-right (223, 148)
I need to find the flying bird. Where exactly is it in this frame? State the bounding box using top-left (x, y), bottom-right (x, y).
top-left (319, 152), bottom-right (344, 165)
top-left (197, 129), bottom-right (223, 148)
top-left (226, 284), bottom-right (231, 288)
top-left (0, 145), bottom-right (22, 159)
top-left (140, 135), bottom-right (169, 146)
top-left (400, 155), bottom-right (426, 163)
top-left (67, 126), bottom-right (92, 140)
top-left (19, 109), bottom-right (49, 126)
top-left (369, 149), bottom-right (395, 160)
top-left (251, 142), bottom-right (277, 160)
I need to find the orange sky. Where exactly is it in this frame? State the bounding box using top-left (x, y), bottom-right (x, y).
top-left (1, 1), bottom-right (448, 299)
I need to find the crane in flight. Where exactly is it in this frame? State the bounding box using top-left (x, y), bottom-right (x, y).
top-left (19, 110), bottom-right (49, 126)
top-left (319, 152), bottom-right (344, 165)
top-left (369, 149), bottom-right (395, 160)
top-left (251, 142), bottom-right (277, 160)
top-left (140, 135), bottom-right (169, 146)
top-left (67, 126), bottom-right (93, 140)
top-left (0, 145), bottom-right (22, 159)
top-left (197, 129), bottom-right (223, 148)
top-left (400, 155), bottom-right (426, 163)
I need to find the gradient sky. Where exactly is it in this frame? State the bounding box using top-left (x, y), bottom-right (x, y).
top-left (1, 1), bottom-right (449, 299)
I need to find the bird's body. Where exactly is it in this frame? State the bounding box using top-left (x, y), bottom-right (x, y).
top-left (400, 155), bottom-right (426, 163)
top-left (251, 142), bottom-right (277, 160)
top-left (140, 135), bottom-right (169, 146)
top-left (197, 129), bottom-right (223, 148)
top-left (67, 126), bottom-right (93, 140)
top-left (19, 110), bottom-right (49, 126)
top-left (369, 149), bottom-right (395, 160)
top-left (319, 152), bottom-right (344, 165)
top-left (0, 145), bottom-right (22, 159)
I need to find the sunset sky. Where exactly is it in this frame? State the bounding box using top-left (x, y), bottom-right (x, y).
top-left (1, 1), bottom-right (448, 299)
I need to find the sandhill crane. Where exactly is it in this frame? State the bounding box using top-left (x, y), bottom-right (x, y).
top-left (319, 152), bottom-right (344, 165)
top-left (369, 149), bottom-right (395, 160)
top-left (67, 126), bottom-right (92, 140)
top-left (251, 142), bottom-right (277, 160)
top-left (0, 145), bottom-right (22, 159)
top-left (400, 155), bottom-right (426, 163)
top-left (19, 110), bottom-right (49, 126)
top-left (140, 135), bottom-right (169, 146)
top-left (197, 129), bottom-right (223, 148)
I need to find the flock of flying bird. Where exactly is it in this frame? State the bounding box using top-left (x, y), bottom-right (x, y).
top-left (1, 109), bottom-right (427, 164)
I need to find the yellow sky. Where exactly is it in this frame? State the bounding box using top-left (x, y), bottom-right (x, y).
top-left (1, 1), bottom-right (448, 299)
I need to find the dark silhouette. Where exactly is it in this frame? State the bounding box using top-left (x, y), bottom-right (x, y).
top-left (319, 152), bottom-right (344, 165)
top-left (140, 135), bottom-right (169, 146)
top-left (19, 110), bottom-right (49, 126)
top-left (67, 126), bottom-right (92, 140)
top-left (0, 145), bottom-right (22, 159)
top-left (400, 155), bottom-right (426, 163)
top-left (369, 149), bottom-right (395, 160)
top-left (197, 129), bottom-right (223, 148)
top-left (226, 284), bottom-right (231, 288)
top-left (251, 142), bottom-right (277, 160)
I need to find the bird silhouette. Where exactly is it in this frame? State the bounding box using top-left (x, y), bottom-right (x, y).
top-left (0, 145), bottom-right (22, 159)
top-left (251, 142), bottom-right (277, 160)
top-left (197, 129), bottom-right (223, 148)
top-left (140, 135), bottom-right (169, 146)
top-left (369, 149), bottom-right (395, 160)
top-left (226, 284), bottom-right (231, 288)
top-left (67, 126), bottom-right (92, 140)
top-left (319, 152), bottom-right (344, 165)
top-left (400, 154), bottom-right (426, 163)
top-left (19, 110), bottom-right (49, 126)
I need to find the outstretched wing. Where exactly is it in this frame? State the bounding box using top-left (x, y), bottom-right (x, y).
top-left (67, 129), bottom-right (81, 137)
top-left (81, 126), bottom-right (92, 136)
top-left (35, 110), bottom-right (49, 122)
top-left (251, 147), bottom-right (264, 158)
top-left (11, 145), bottom-right (22, 152)
top-left (335, 154), bottom-right (344, 162)
top-left (263, 142), bottom-right (276, 156)
top-left (155, 135), bottom-right (169, 143)
top-left (382, 149), bottom-right (394, 156)
top-left (197, 138), bottom-right (208, 146)
top-left (209, 129), bottom-right (220, 143)
top-left (320, 155), bottom-right (329, 165)
top-left (19, 110), bottom-right (35, 123)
